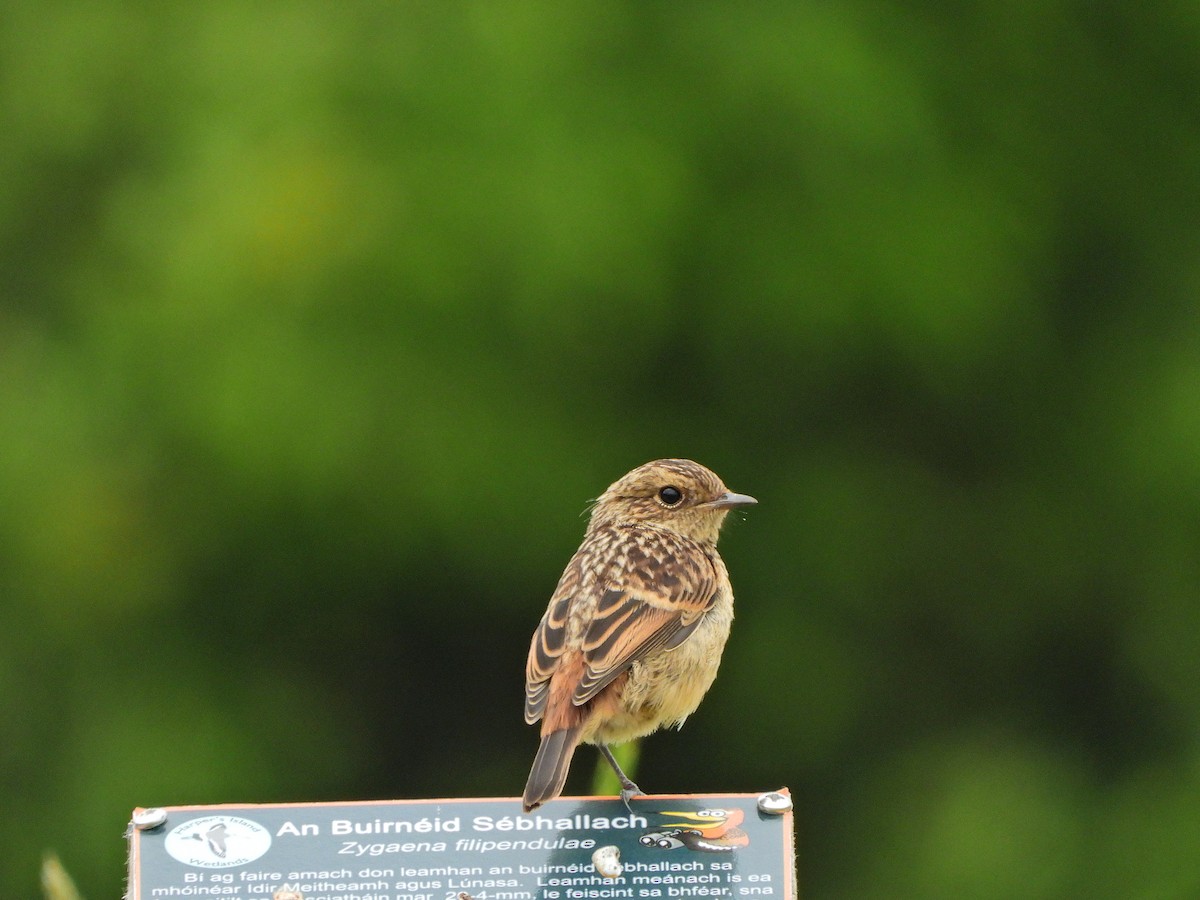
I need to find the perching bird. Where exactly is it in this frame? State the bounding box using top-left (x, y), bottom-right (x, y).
top-left (523, 458), bottom-right (756, 812)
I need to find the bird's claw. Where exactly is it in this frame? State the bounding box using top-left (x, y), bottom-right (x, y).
top-left (619, 782), bottom-right (645, 812)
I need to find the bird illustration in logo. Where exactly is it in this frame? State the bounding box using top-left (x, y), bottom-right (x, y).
top-left (187, 823), bottom-right (229, 858)
top-left (639, 807), bottom-right (750, 853)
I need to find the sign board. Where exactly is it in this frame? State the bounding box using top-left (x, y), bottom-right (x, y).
top-left (127, 791), bottom-right (796, 900)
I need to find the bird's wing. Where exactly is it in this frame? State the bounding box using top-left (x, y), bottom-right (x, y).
top-left (573, 527), bottom-right (718, 705)
top-left (525, 562), bottom-right (581, 724)
top-left (525, 526), bottom-right (719, 721)
top-left (525, 599), bottom-right (569, 723)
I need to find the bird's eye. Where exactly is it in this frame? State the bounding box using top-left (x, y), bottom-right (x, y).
top-left (658, 486), bottom-right (683, 506)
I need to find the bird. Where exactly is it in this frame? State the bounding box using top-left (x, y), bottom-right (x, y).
top-left (522, 458), bottom-right (756, 812)
top-left (186, 823), bottom-right (228, 858)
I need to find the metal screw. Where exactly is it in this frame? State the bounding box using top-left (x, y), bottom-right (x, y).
top-left (132, 808), bottom-right (168, 830)
top-left (757, 791), bottom-right (793, 815)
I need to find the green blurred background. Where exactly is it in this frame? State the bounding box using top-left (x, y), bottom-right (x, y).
top-left (3, 3), bottom-right (1199, 897)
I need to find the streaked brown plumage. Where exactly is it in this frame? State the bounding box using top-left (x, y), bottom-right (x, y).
top-left (523, 459), bottom-right (756, 812)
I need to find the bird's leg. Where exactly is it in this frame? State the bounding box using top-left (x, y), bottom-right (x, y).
top-left (598, 744), bottom-right (644, 810)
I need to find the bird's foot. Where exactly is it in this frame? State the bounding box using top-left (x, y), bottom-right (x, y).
top-left (598, 743), bottom-right (646, 811)
top-left (618, 780), bottom-right (644, 812)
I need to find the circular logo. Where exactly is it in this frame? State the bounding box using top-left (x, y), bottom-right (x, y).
top-left (164, 815), bottom-right (272, 868)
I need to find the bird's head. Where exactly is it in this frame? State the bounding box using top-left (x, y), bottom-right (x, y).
top-left (587, 459), bottom-right (756, 545)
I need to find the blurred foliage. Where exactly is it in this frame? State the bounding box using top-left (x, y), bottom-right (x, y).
top-left (41, 853), bottom-right (83, 900)
top-left (2, 2), bottom-right (1199, 897)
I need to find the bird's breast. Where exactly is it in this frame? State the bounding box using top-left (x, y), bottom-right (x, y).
top-left (586, 585), bottom-right (734, 744)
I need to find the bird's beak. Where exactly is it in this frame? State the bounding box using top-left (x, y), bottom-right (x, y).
top-left (708, 491), bottom-right (758, 509)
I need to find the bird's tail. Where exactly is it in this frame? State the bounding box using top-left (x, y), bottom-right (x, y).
top-left (523, 726), bottom-right (581, 813)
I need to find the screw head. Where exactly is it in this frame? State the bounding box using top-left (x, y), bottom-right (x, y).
top-left (132, 808), bottom-right (168, 830)
top-left (757, 791), bottom-right (793, 815)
